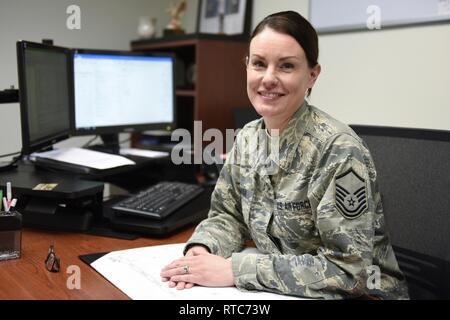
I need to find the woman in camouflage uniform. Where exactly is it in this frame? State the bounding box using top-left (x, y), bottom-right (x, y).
top-left (161, 11), bottom-right (409, 299)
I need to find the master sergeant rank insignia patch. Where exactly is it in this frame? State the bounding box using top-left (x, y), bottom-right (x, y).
top-left (335, 169), bottom-right (368, 219)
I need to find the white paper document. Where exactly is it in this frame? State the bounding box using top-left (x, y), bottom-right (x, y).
top-left (32, 147), bottom-right (135, 170)
top-left (91, 243), bottom-right (302, 300)
top-left (119, 148), bottom-right (169, 159)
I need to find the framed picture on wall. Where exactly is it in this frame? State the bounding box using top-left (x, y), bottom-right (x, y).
top-left (196, 0), bottom-right (253, 37)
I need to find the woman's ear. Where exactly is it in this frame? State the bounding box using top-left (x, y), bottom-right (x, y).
top-left (309, 64), bottom-right (321, 87)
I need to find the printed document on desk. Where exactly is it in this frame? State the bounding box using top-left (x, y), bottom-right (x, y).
top-left (119, 148), bottom-right (169, 159)
top-left (31, 148), bottom-right (135, 170)
top-left (90, 243), bottom-right (302, 300)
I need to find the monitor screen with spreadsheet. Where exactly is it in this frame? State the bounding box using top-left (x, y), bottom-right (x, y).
top-left (71, 50), bottom-right (175, 135)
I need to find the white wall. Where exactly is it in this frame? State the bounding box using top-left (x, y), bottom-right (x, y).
top-left (1, 0), bottom-right (449, 159)
top-left (252, 0), bottom-right (450, 131)
top-left (251, 0), bottom-right (309, 29)
top-left (314, 21), bottom-right (450, 130)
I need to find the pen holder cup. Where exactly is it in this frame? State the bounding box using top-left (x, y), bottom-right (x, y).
top-left (0, 211), bottom-right (22, 261)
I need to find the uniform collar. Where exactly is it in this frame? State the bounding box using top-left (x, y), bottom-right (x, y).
top-left (255, 101), bottom-right (311, 173)
top-left (273, 101), bottom-right (311, 171)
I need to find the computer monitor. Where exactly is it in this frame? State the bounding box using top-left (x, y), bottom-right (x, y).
top-left (16, 41), bottom-right (72, 155)
top-left (71, 49), bottom-right (175, 152)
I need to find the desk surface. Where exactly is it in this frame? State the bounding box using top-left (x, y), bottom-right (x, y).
top-left (0, 227), bottom-right (194, 300)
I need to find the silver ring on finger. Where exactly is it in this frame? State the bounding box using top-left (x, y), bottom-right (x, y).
top-left (183, 265), bottom-right (190, 274)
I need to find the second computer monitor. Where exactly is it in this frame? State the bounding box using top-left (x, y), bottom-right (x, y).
top-left (17, 41), bottom-right (72, 155)
top-left (71, 50), bottom-right (175, 138)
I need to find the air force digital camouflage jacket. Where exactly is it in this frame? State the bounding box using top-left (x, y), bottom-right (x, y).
top-left (185, 102), bottom-right (409, 299)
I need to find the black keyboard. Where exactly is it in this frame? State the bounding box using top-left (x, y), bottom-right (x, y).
top-left (112, 181), bottom-right (204, 220)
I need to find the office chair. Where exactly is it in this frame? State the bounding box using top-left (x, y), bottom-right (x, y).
top-left (233, 107), bottom-right (260, 130)
top-left (351, 125), bottom-right (450, 299)
top-left (199, 107), bottom-right (260, 185)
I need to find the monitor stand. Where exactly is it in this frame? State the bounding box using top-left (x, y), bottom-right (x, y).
top-left (87, 133), bottom-right (120, 154)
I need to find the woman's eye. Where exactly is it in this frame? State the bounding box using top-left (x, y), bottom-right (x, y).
top-left (280, 63), bottom-right (294, 71)
top-left (251, 60), bottom-right (266, 69)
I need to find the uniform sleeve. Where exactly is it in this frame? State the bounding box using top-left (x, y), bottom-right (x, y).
top-left (185, 135), bottom-right (251, 258)
top-left (231, 133), bottom-right (378, 299)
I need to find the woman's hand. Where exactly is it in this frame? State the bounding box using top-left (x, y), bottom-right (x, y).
top-left (160, 245), bottom-right (209, 290)
top-left (160, 249), bottom-right (234, 290)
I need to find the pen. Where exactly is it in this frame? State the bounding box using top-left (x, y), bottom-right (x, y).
top-left (6, 182), bottom-right (12, 208)
top-left (6, 182), bottom-right (11, 200)
top-left (3, 197), bottom-right (8, 212)
top-left (10, 198), bottom-right (17, 209)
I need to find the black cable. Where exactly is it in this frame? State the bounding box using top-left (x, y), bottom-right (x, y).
top-left (82, 135), bottom-right (99, 148)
